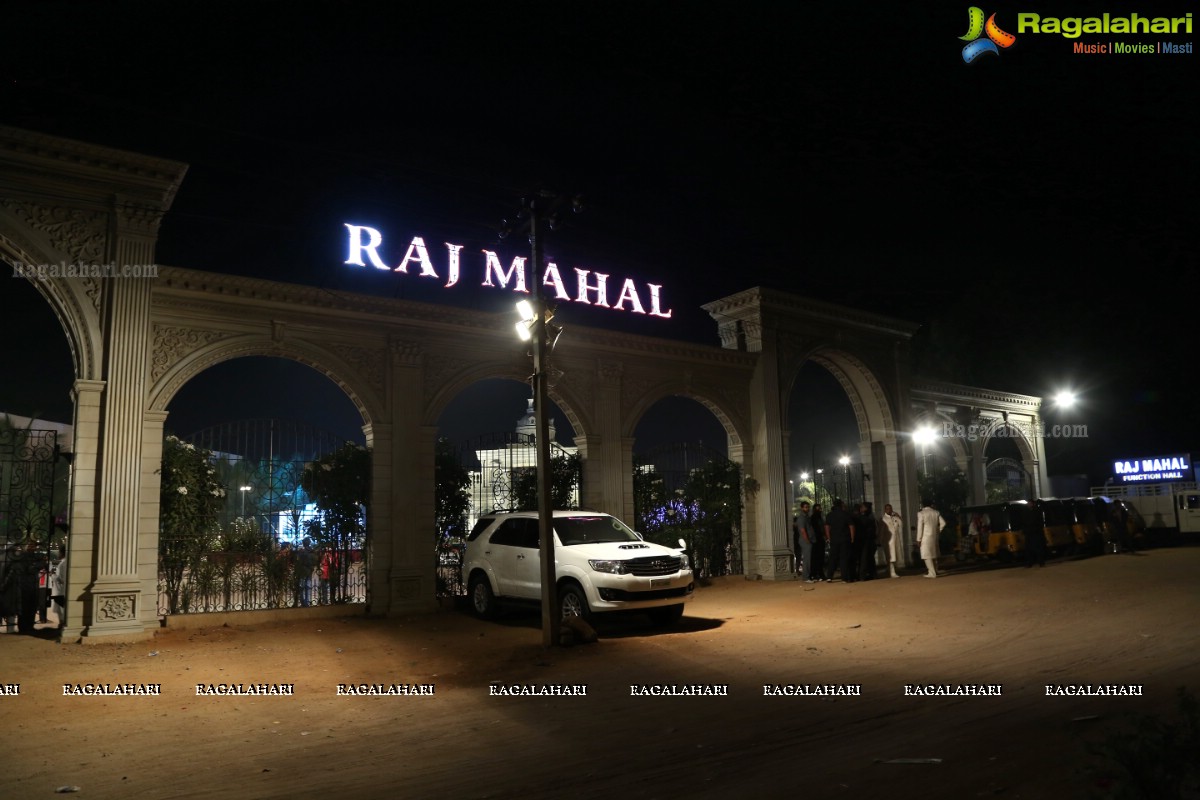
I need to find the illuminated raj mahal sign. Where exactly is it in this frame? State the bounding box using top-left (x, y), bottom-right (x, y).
top-left (343, 224), bottom-right (673, 319)
top-left (1113, 453), bottom-right (1193, 483)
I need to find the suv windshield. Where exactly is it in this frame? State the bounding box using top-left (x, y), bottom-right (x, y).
top-left (555, 515), bottom-right (640, 546)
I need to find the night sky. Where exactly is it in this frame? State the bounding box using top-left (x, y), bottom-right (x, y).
top-left (1, 1), bottom-right (1195, 483)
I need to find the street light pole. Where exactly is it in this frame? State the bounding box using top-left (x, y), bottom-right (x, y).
top-left (505, 191), bottom-right (579, 648)
top-left (528, 201), bottom-right (558, 649)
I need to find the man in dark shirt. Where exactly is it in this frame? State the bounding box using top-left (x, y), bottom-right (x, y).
top-left (794, 502), bottom-right (816, 582)
top-left (3, 539), bottom-right (47, 634)
top-left (857, 502), bottom-right (878, 580)
top-left (824, 499), bottom-right (856, 582)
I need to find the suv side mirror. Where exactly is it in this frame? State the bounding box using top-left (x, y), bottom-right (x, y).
top-left (678, 538), bottom-right (687, 550)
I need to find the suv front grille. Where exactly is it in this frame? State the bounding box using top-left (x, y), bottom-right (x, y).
top-left (626, 556), bottom-right (682, 576)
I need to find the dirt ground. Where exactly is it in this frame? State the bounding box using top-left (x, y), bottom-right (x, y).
top-left (2, 547), bottom-right (1198, 800)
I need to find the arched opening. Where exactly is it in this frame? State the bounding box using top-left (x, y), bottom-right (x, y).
top-left (158, 356), bottom-right (368, 616)
top-left (0, 271), bottom-right (76, 634)
top-left (984, 431), bottom-right (1034, 502)
top-left (786, 362), bottom-right (859, 511)
top-left (631, 394), bottom-right (741, 577)
top-left (783, 352), bottom-right (906, 579)
top-left (433, 377), bottom-right (579, 596)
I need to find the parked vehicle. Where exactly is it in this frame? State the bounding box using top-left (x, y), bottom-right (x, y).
top-left (1033, 499), bottom-right (1076, 553)
top-left (958, 497), bottom-right (1127, 563)
top-left (1088, 496), bottom-right (1147, 551)
top-left (1091, 482), bottom-right (1200, 536)
top-left (1064, 497), bottom-right (1107, 554)
top-left (956, 501), bottom-right (1036, 562)
top-left (462, 510), bottom-right (693, 626)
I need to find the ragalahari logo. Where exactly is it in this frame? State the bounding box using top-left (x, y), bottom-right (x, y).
top-left (960, 7), bottom-right (1017, 62)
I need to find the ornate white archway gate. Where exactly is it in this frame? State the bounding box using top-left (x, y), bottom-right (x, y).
top-left (1, 126), bottom-right (1046, 642)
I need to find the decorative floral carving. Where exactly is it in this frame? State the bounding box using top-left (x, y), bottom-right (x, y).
top-left (97, 594), bottom-right (136, 621)
top-left (332, 344), bottom-right (386, 392)
top-left (620, 376), bottom-right (656, 412)
top-left (0, 200), bottom-right (106, 266)
top-left (423, 355), bottom-right (472, 398)
top-left (151, 325), bottom-right (231, 382)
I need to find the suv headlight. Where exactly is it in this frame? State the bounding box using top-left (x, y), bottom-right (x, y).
top-left (678, 552), bottom-right (690, 571)
top-left (588, 559), bottom-right (629, 575)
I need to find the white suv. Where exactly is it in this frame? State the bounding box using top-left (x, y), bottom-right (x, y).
top-left (462, 511), bottom-right (693, 626)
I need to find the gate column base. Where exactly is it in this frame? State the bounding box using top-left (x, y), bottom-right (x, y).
top-left (80, 581), bottom-right (155, 643)
top-left (387, 568), bottom-right (437, 614)
top-left (749, 550), bottom-right (797, 581)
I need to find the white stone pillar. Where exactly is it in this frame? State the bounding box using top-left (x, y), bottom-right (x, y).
top-left (384, 340), bottom-right (436, 613)
top-left (586, 360), bottom-right (630, 523)
top-left (85, 275), bottom-right (154, 641)
top-left (747, 331), bottom-right (792, 580)
top-left (364, 421), bottom-right (392, 614)
top-left (61, 379), bottom-right (104, 642)
top-left (138, 411), bottom-right (168, 629)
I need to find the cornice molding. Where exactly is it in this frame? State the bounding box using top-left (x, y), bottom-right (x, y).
top-left (0, 125), bottom-right (188, 208)
top-left (910, 379), bottom-right (1043, 410)
top-left (153, 265), bottom-right (759, 368)
top-left (703, 286), bottom-right (923, 339)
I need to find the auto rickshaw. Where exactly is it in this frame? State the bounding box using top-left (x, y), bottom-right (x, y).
top-left (1090, 496), bottom-right (1146, 552)
top-left (1066, 497), bottom-right (1107, 555)
top-left (1034, 498), bottom-right (1076, 553)
top-left (956, 501), bottom-right (1033, 562)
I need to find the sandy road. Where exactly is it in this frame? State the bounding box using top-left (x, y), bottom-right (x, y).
top-left (2, 547), bottom-right (1197, 799)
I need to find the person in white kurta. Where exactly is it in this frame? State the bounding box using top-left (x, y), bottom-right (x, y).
top-left (49, 543), bottom-right (67, 628)
top-left (880, 504), bottom-right (903, 578)
top-left (916, 500), bottom-right (945, 578)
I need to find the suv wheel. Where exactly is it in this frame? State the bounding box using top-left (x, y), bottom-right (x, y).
top-left (469, 574), bottom-right (498, 619)
top-left (559, 583), bottom-right (592, 623)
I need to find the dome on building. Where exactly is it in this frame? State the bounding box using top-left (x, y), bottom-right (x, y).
top-left (515, 397), bottom-right (555, 442)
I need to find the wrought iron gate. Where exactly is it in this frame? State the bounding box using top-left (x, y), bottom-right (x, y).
top-left (435, 432), bottom-right (581, 597)
top-left (633, 442), bottom-right (744, 578)
top-left (157, 419), bottom-right (368, 615)
top-left (0, 426), bottom-right (61, 546)
top-left (807, 459), bottom-right (869, 509)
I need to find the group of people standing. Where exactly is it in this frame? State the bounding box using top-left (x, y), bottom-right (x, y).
top-left (793, 500), bottom-right (905, 583)
top-left (1, 538), bottom-right (68, 634)
top-left (276, 537), bottom-right (342, 608)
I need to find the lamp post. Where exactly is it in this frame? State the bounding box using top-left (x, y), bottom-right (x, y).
top-left (505, 191), bottom-right (579, 648)
top-left (240, 485), bottom-right (252, 517)
top-left (839, 456), bottom-right (851, 502)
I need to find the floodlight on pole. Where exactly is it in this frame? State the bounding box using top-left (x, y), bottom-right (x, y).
top-left (502, 190), bottom-right (581, 649)
top-left (912, 427), bottom-right (936, 476)
top-left (515, 299), bottom-right (536, 341)
top-left (240, 485), bottom-right (252, 517)
top-left (1054, 390), bottom-right (1076, 408)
